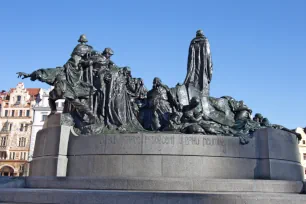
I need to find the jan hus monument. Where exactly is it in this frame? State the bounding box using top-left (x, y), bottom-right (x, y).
top-left (2, 30), bottom-right (304, 204)
top-left (16, 31), bottom-right (299, 142)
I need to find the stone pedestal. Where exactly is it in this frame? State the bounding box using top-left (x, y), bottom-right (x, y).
top-left (30, 114), bottom-right (72, 177)
top-left (9, 114), bottom-right (303, 203)
top-left (29, 115), bottom-right (304, 186)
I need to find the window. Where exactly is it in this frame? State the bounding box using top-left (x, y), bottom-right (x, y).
top-left (5, 110), bottom-right (8, 117)
top-left (20, 124), bottom-right (24, 132)
top-left (9, 152), bottom-right (15, 160)
top-left (26, 110), bottom-right (30, 117)
top-left (42, 115), bottom-right (48, 121)
top-left (17, 95), bottom-right (21, 102)
top-left (0, 137), bottom-right (7, 147)
top-left (20, 152), bottom-right (27, 160)
top-left (18, 137), bottom-right (26, 147)
top-left (20, 152), bottom-right (26, 160)
top-left (0, 151), bottom-right (6, 159)
top-left (19, 164), bottom-right (24, 171)
top-left (25, 124), bottom-right (28, 132)
top-left (303, 153), bottom-right (306, 160)
top-left (9, 123), bottom-right (12, 131)
top-left (11, 110), bottom-right (15, 117)
top-left (303, 140), bottom-right (306, 145)
top-left (19, 110), bottom-right (23, 117)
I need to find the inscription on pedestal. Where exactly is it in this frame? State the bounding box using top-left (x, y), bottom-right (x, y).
top-left (142, 134), bottom-right (227, 155)
top-left (105, 135), bottom-right (142, 145)
top-left (70, 134), bottom-right (229, 155)
top-left (145, 135), bottom-right (175, 145)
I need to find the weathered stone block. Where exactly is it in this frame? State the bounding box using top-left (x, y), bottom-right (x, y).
top-left (127, 177), bottom-right (193, 191)
top-left (162, 156), bottom-right (204, 178)
top-left (254, 128), bottom-right (300, 162)
top-left (122, 155), bottom-right (162, 177)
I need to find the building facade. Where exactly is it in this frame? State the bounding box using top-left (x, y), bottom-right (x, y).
top-left (29, 88), bottom-right (64, 160)
top-left (0, 83), bottom-right (42, 176)
top-left (296, 127), bottom-right (306, 178)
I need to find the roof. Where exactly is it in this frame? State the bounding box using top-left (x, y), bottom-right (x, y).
top-left (9, 88), bottom-right (41, 96)
top-left (26, 88), bottom-right (41, 96)
top-left (9, 88), bottom-right (15, 93)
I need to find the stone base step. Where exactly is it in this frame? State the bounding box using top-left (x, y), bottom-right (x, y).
top-left (25, 177), bottom-right (304, 193)
top-left (0, 188), bottom-right (306, 204)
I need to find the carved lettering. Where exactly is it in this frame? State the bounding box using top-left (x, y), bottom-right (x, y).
top-left (122, 135), bottom-right (142, 145)
top-left (104, 135), bottom-right (226, 153)
top-left (202, 137), bottom-right (226, 153)
top-left (145, 135), bottom-right (175, 145)
top-left (180, 136), bottom-right (200, 145)
top-left (202, 137), bottom-right (224, 146)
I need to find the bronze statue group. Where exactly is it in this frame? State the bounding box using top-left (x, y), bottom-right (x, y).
top-left (17, 31), bottom-right (301, 143)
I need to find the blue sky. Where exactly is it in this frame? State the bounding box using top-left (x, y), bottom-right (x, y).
top-left (1, 0), bottom-right (305, 129)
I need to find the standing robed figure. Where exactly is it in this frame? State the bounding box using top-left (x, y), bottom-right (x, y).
top-left (184, 30), bottom-right (213, 97)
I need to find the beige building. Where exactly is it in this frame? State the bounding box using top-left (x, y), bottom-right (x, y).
top-left (296, 127), bottom-right (306, 178)
top-left (0, 83), bottom-right (42, 176)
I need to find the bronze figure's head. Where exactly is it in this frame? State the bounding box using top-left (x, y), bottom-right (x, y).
top-left (78, 34), bottom-right (88, 43)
